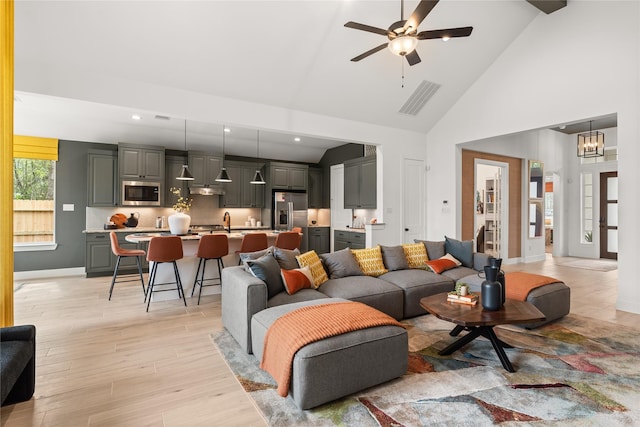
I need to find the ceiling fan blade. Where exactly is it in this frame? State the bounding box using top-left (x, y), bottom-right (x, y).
top-left (417, 26), bottom-right (473, 40)
top-left (345, 21), bottom-right (391, 37)
top-left (350, 43), bottom-right (389, 62)
top-left (405, 0), bottom-right (439, 33)
top-left (406, 50), bottom-right (421, 66)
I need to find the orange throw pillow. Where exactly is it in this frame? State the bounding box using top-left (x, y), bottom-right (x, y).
top-left (280, 266), bottom-right (313, 295)
top-left (425, 258), bottom-right (457, 274)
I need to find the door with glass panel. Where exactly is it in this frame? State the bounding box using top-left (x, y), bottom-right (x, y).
top-left (599, 172), bottom-right (618, 260)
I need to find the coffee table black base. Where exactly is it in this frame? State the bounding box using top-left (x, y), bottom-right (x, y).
top-left (441, 325), bottom-right (515, 372)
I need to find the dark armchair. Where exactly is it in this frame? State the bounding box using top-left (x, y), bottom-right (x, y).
top-left (1, 324), bottom-right (36, 406)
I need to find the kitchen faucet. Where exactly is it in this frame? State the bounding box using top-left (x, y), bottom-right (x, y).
top-left (223, 211), bottom-right (231, 233)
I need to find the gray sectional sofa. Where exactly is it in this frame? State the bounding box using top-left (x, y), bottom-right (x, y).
top-left (222, 238), bottom-right (489, 355)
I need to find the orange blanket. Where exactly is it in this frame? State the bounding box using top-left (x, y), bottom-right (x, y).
top-left (505, 272), bottom-right (560, 301)
top-left (260, 302), bottom-right (404, 397)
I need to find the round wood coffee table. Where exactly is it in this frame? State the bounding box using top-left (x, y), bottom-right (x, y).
top-left (420, 293), bottom-right (545, 372)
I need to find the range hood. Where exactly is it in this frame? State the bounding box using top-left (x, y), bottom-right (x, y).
top-left (189, 186), bottom-right (226, 196)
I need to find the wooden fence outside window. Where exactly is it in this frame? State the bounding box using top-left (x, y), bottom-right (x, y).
top-left (13, 200), bottom-right (54, 243)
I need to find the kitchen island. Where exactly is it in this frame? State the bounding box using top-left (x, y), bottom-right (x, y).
top-left (124, 231), bottom-right (282, 301)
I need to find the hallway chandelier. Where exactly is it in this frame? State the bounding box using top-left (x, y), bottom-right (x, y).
top-left (577, 120), bottom-right (605, 158)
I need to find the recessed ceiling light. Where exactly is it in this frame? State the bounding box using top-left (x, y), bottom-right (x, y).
top-left (131, 114), bottom-right (141, 120)
top-left (224, 127), bottom-right (231, 133)
top-left (442, 36), bottom-right (451, 42)
top-left (294, 137), bottom-right (301, 142)
top-left (559, 125), bottom-right (567, 130)
top-left (154, 115), bottom-right (170, 121)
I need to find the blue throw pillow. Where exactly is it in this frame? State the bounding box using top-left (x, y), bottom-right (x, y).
top-left (445, 236), bottom-right (473, 268)
top-left (246, 254), bottom-right (285, 299)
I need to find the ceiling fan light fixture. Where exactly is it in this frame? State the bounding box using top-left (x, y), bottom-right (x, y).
top-left (388, 35), bottom-right (418, 56)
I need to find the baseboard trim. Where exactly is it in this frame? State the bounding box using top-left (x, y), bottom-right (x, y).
top-left (14, 267), bottom-right (85, 281)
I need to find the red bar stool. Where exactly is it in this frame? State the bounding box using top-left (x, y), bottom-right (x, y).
top-left (108, 231), bottom-right (146, 300)
top-left (192, 234), bottom-right (229, 305)
top-left (274, 231), bottom-right (302, 250)
top-left (145, 236), bottom-right (187, 312)
top-left (236, 233), bottom-right (268, 264)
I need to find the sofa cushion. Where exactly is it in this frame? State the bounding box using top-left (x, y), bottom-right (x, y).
top-left (441, 266), bottom-right (480, 282)
top-left (380, 245), bottom-right (409, 271)
top-left (296, 250), bottom-right (328, 288)
top-left (402, 243), bottom-right (429, 269)
top-left (351, 247), bottom-right (388, 277)
top-left (379, 269), bottom-right (455, 318)
top-left (267, 288), bottom-right (329, 308)
top-left (273, 247), bottom-right (301, 270)
top-left (246, 254), bottom-right (285, 298)
top-left (445, 236), bottom-right (473, 268)
top-left (280, 266), bottom-right (313, 295)
top-left (320, 248), bottom-right (363, 279)
top-left (415, 239), bottom-right (445, 260)
top-left (1, 341), bottom-right (32, 405)
top-left (318, 276), bottom-right (404, 320)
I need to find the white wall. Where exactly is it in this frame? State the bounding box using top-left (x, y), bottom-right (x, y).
top-left (426, 1), bottom-right (640, 313)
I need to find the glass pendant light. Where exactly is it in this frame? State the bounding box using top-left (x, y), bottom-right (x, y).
top-left (250, 130), bottom-right (266, 184)
top-left (176, 119), bottom-right (194, 180)
top-left (215, 124), bottom-right (232, 182)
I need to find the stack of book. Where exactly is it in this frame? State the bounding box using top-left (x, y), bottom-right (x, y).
top-left (447, 293), bottom-right (478, 306)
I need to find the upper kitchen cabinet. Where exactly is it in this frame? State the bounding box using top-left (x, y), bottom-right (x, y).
top-left (308, 167), bottom-right (324, 208)
top-left (344, 156), bottom-right (377, 209)
top-left (118, 144), bottom-right (165, 181)
top-left (187, 152), bottom-right (223, 187)
top-left (220, 161), bottom-right (265, 208)
top-left (165, 155), bottom-right (187, 207)
top-left (268, 161), bottom-right (308, 191)
top-left (87, 149), bottom-right (117, 206)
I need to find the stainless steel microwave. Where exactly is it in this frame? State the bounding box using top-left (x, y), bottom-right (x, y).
top-left (121, 181), bottom-right (161, 206)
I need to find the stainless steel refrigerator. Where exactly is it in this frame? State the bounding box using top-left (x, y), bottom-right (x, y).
top-left (273, 191), bottom-right (308, 251)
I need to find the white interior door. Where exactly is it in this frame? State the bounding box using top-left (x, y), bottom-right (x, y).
top-left (403, 158), bottom-right (424, 243)
top-left (330, 164), bottom-right (352, 252)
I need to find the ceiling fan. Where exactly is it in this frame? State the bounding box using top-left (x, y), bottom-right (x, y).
top-left (345, 0), bottom-right (473, 66)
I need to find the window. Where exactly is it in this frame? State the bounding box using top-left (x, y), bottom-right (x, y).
top-left (581, 172), bottom-right (593, 244)
top-left (581, 147), bottom-right (618, 164)
top-left (12, 136), bottom-right (59, 251)
top-left (13, 159), bottom-right (56, 246)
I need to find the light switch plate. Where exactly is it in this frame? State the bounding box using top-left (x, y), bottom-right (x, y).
top-left (62, 204), bottom-right (74, 212)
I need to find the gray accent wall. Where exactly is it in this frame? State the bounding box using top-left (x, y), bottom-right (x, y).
top-left (14, 140), bottom-right (116, 272)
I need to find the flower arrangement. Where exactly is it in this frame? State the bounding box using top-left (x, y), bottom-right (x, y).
top-left (170, 187), bottom-right (192, 213)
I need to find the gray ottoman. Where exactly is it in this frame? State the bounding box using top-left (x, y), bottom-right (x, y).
top-left (251, 298), bottom-right (408, 409)
top-left (458, 274), bottom-right (571, 328)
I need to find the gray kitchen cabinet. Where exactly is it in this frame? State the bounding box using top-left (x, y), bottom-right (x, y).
top-left (187, 152), bottom-right (223, 187)
top-left (241, 164), bottom-right (266, 208)
top-left (165, 155), bottom-right (187, 207)
top-left (333, 230), bottom-right (365, 251)
top-left (308, 167), bottom-right (324, 208)
top-left (308, 227), bottom-right (330, 254)
top-left (269, 161), bottom-right (308, 190)
top-left (220, 161), bottom-right (265, 208)
top-left (344, 156), bottom-right (376, 209)
top-left (118, 144), bottom-right (165, 181)
top-left (85, 232), bottom-right (148, 277)
top-left (87, 150), bottom-right (117, 206)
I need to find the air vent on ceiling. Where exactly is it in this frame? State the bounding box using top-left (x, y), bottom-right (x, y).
top-left (399, 80), bottom-right (441, 116)
top-left (154, 115), bottom-right (171, 120)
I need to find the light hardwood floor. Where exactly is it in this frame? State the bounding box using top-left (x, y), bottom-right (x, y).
top-left (2, 255), bottom-right (638, 426)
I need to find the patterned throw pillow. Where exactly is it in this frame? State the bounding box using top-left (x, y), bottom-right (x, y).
top-left (426, 253), bottom-right (462, 274)
top-left (351, 246), bottom-right (388, 277)
top-left (280, 266), bottom-right (313, 295)
top-left (296, 250), bottom-right (328, 288)
top-left (402, 243), bottom-right (429, 269)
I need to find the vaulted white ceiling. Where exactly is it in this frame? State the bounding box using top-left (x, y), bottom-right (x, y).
top-left (13, 0), bottom-right (542, 162)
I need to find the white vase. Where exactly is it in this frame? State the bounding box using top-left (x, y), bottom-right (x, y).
top-left (168, 212), bottom-right (191, 235)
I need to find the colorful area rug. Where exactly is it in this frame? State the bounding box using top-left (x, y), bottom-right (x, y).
top-left (212, 313), bottom-right (640, 426)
